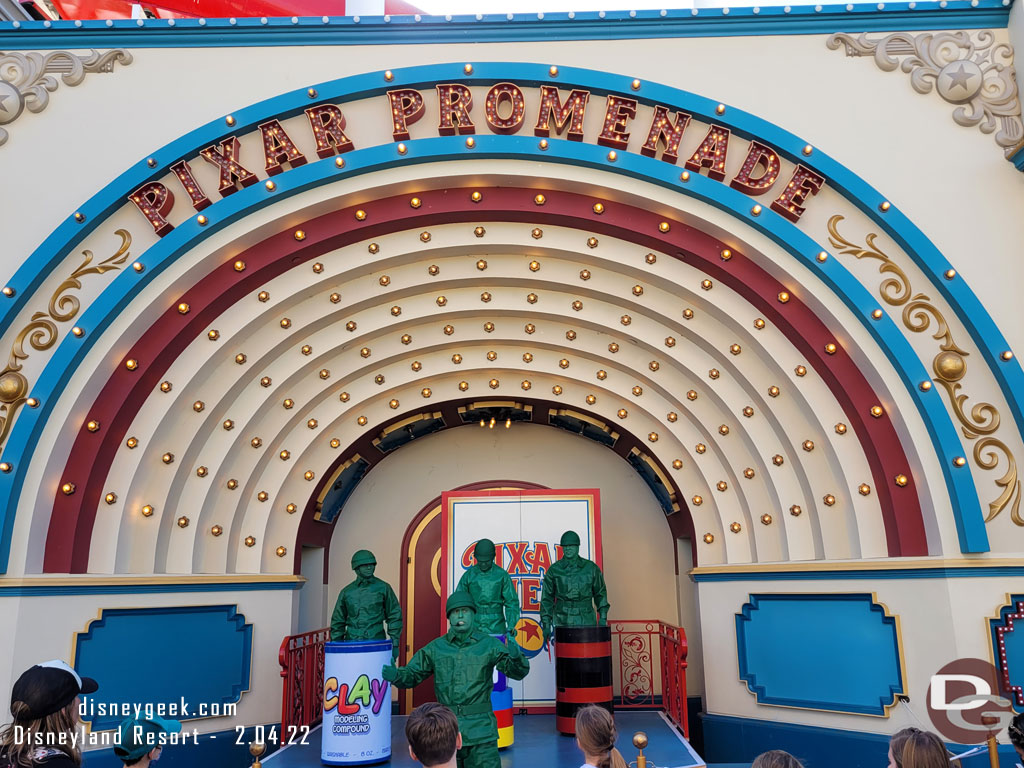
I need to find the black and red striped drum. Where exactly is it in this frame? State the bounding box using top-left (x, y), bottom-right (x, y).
top-left (554, 625), bottom-right (614, 734)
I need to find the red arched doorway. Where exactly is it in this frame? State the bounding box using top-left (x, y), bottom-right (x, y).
top-left (398, 479), bottom-right (548, 713)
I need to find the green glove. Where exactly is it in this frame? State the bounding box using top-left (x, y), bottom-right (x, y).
top-left (392, 640), bottom-right (400, 663)
top-left (382, 664), bottom-right (398, 682)
top-left (506, 624), bottom-right (518, 639)
top-left (541, 621), bottom-right (552, 645)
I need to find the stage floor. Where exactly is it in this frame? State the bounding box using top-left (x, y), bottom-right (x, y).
top-left (265, 711), bottom-right (704, 767)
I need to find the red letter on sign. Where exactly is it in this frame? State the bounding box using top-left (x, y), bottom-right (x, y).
top-left (259, 119), bottom-right (307, 176)
top-left (484, 83), bottom-right (526, 135)
top-left (730, 141), bottom-right (781, 196)
top-left (520, 578), bottom-right (542, 612)
top-left (771, 164), bottom-right (826, 222)
top-left (640, 105), bottom-right (691, 165)
top-left (684, 125), bottom-right (731, 181)
top-left (128, 182), bottom-right (175, 236)
top-left (386, 89), bottom-right (425, 141)
top-left (597, 94), bottom-right (637, 150)
top-left (534, 86), bottom-right (589, 141)
top-left (305, 104), bottom-right (355, 159)
top-left (436, 84), bottom-right (476, 136)
top-left (169, 160), bottom-right (210, 211)
top-left (199, 137), bottom-right (258, 197)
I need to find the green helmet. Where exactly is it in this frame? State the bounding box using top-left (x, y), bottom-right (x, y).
top-left (445, 592), bottom-right (477, 616)
top-left (559, 530), bottom-right (581, 547)
top-left (474, 538), bottom-right (496, 561)
top-left (351, 549), bottom-right (377, 569)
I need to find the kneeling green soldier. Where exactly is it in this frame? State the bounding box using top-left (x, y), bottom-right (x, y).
top-left (382, 593), bottom-right (529, 768)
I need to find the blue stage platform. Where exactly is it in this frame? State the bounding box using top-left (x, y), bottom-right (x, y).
top-left (265, 711), bottom-right (705, 767)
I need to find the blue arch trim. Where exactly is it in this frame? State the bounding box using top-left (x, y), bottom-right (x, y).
top-left (0, 62), bottom-right (1001, 573)
top-left (0, 2), bottom-right (1010, 49)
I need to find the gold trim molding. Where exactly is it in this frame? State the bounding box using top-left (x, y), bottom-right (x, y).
top-left (0, 230), bottom-right (132, 458)
top-left (826, 30), bottom-right (1023, 157)
top-left (0, 49), bottom-right (133, 146)
top-left (827, 215), bottom-right (1020, 525)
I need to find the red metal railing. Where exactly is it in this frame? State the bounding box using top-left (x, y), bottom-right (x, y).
top-left (610, 620), bottom-right (688, 738)
top-left (279, 627), bottom-right (329, 733)
top-left (281, 621), bottom-right (687, 738)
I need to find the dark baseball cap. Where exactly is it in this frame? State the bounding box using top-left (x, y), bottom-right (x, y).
top-left (11, 660), bottom-right (98, 720)
top-left (114, 715), bottom-right (181, 762)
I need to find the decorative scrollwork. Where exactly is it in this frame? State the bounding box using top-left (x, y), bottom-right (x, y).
top-left (0, 230), bottom-right (131, 456)
top-left (826, 30), bottom-right (1023, 157)
top-left (827, 215), bottom-right (1019, 524)
top-left (619, 632), bottom-right (654, 705)
top-left (0, 49), bottom-right (133, 146)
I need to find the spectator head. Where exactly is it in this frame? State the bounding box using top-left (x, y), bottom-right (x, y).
top-left (888, 727), bottom-right (949, 768)
top-left (114, 715), bottom-right (181, 766)
top-left (751, 749), bottom-right (804, 768)
top-left (1009, 712), bottom-right (1024, 760)
top-left (0, 660), bottom-right (98, 767)
top-left (405, 702), bottom-right (460, 767)
top-left (575, 705), bottom-right (627, 768)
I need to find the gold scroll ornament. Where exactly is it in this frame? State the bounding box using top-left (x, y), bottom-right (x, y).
top-left (0, 230), bottom-right (132, 455)
top-left (827, 215), bottom-right (1020, 525)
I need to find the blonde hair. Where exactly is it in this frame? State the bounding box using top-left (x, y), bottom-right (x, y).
top-left (751, 749), bottom-right (803, 768)
top-left (575, 705), bottom-right (627, 768)
top-left (0, 699), bottom-right (82, 767)
top-left (889, 728), bottom-right (949, 768)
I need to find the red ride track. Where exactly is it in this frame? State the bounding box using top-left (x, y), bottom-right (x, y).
top-left (45, 186), bottom-right (928, 572)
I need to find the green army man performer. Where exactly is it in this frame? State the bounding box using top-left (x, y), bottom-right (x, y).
top-left (382, 592), bottom-right (529, 768)
top-left (454, 538), bottom-right (519, 637)
top-left (331, 549), bottom-right (403, 661)
top-left (539, 530), bottom-right (610, 642)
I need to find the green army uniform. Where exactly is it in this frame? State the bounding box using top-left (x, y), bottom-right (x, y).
top-left (455, 538), bottom-right (520, 636)
top-left (540, 531), bottom-right (610, 639)
top-left (383, 593), bottom-right (529, 768)
top-left (330, 550), bottom-right (403, 661)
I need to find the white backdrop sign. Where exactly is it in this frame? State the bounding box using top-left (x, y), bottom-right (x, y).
top-left (441, 489), bottom-right (601, 707)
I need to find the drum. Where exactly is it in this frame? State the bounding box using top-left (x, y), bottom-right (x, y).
top-left (554, 625), bottom-right (613, 735)
top-left (322, 640), bottom-right (392, 765)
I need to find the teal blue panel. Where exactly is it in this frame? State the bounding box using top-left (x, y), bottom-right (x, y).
top-left (74, 605), bottom-right (252, 730)
top-left (735, 594), bottom-right (903, 715)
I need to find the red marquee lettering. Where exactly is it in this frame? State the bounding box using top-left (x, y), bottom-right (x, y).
top-left (484, 83), bottom-right (526, 135)
top-left (641, 105), bottom-right (691, 164)
top-left (436, 83), bottom-right (476, 136)
top-left (506, 541), bottom-right (530, 575)
top-left (127, 182), bottom-right (175, 237)
top-left (771, 164), bottom-right (826, 222)
top-left (684, 125), bottom-right (731, 181)
top-left (730, 141), bottom-right (781, 196)
top-left (305, 104), bottom-right (355, 159)
top-left (530, 543), bottom-right (551, 575)
top-left (259, 119), bottom-right (308, 176)
top-left (520, 577), bottom-right (542, 612)
top-left (597, 94), bottom-right (637, 150)
top-left (534, 85), bottom-right (589, 141)
top-left (169, 160), bottom-right (210, 211)
top-left (386, 89), bottom-right (425, 141)
top-left (199, 137), bottom-right (258, 197)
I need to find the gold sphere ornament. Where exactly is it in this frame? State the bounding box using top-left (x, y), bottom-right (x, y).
top-left (276, 546), bottom-right (288, 558)
top-left (389, 399), bottom-right (400, 409)
top-left (280, 318), bottom-right (291, 329)
top-left (159, 381), bottom-right (172, 393)
top-left (777, 291), bottom-right (790, 303)
top-left (608, 343), bottom-right (619, 353)
top-left (665, 336), bottom-right (676, 347)
top-left (0, 462), bottom-right (11, 473)
top-left (177, 516), bottom-right (189, 528)
top-left (702, 533), bottom-right (714, 544)
top-left (527, 293), bottom-right (538, 304)
top-left (658, 221), bottom-right (671, 233)
top-left (673, 459), bottom-right (683, 469)
top-left (308, 418), bottom-right (319, 428)
top-left (489, 379), bottom-right (500, 389)
top-left (211, 525), bottom-right (223, 537)
top-left (378, 275), bottom-right (390, 286)
top-left (483, 322), bottom-right (495, 333)
top-left (177, 302), bottom-right (190, 314)
top-left (245, 536), bottom-right (256, 547)
top-left (572, 300), bottom-right (583, 311)
top-left (477, 259), bottom-right (488, 270)
top-left (452, 354), bottom-right (464, 364)
top-left (525, 324), bottom-right (536, 334)
top-left (768, 386), bottom-right (780, 397)
top-left (566, 331), bottom-right (577, 341)
top-left (824, 342), bottom-right (837, 355)
top-left (391, 306), bottom-right (401, 317)
top-left (823, 494), bottom-right (836, 506)
top-left (480, 292), bottom-right (492, 303)
top-left (223, 420), bottom-right (234, 430)
top-left (529, 260), bottom-right (541, 272)
top-left (376, 373), bottom-right (388, 382)
top-left (718, 424), bottom-right (730, 436)
top-left (346, 320), bottom-right (357, 332)
top-left (261, 377), bottom-right (272, 387)
top-left (858, 484), bottom-right (871, 496)
top-left (795, 365), bottom-right (807, 377)
top-left (126, 437), bottom-right (139, 448)
top-left (258, 491), bottom-right (269, 502)
top-left (692, 495), bottom-right (703, 506)
top-left (649, 361), bottom-right (660, 372)
top-left (532, 228), bottom-right (542, 239)
top-left (459, 381), bottom-right (470, 392)
top-left (708, 368), bottom-right (720, 380)
top-left (436, 295), bottom-right (448, 307)
top-left (339, 392), bottom-right (350, 402)
top-left (585, 394), bottom-right (595, 404)
top-left (61, 482), bottom-right (76, 495)
top-left (580, 269), bottom-right (591, 280)
top-left (330, 293), bottom-right (341, 304)
top-left (422, 388), bottom-right (432, 398)
top-left (368, 243), bottom-right (379, 254)
top-left (301, 345), bottom-right (312, 355)
top-left (534, 194), bottom-right (546, 206)
top-left (72, 326), bottom-right (84, 337)
top-left (772, 454), bottom-right (784, 466)
top-left (835, 423), bottom-right (848, 434)
top-left (667, 412), bottom-right (678, 422)
top-left (648, 432), bottom-right (658, 442)
top-left (687, 390), bottom-right (698, 401)
top-left (428, 264), bottom-right (440, 275)
top-left (125, 358), bottom-right (139, 371)
top-left (695, 443), bottom-right (707, 454)
top-left (683, 308), bottom-right (694, 320)
top-left (283, 399), bottom-right (294, 409)
top-left (753, 318), bottom-right (765, 330)
top-left (621, 315), bottom-right (632, 326)
top-left (717, 481), bottom-right (728, 491)
top-left (141, 505), bottom-right (154, 517)
top-left (870, 405), bottom-right (884, 418)
top-left (280, 450), bottom-right (291, 460)
top-left (617, 409), bottom-right (628, 419)
top-left (645, 253), bottom-right (657, 264)
top-left (312, 262), bottom-right (323, 274)
top-left (587, 237), bottom-right (599, 248)
top-left (895, 474), bottom-right (909, 487)
top-left (760, 514), bottom-right (773, 526)
top-left (235, 353), bottom-right (247, 364)
top-left (304, 470), bottom-right (316, 481)
top-left (743, 406), bottom-right (754, 417)
top-left (487, 351), bottom-right (498, 361)
top-left (250, 438), bottom-right (262, 448)
top-left (953, 456), bottom-right (967, 467)
top-left (523, 353), bottom-right (534, 363)
top-left (730, 522), bottom-right (742, 533)
top-left (286, 503), bottom-right (298, 514)
top-left (744, 468), bottom-right (755, 479)
top-left (790, 505), bottom-right (802, 516)
top-left (802, 440), bottom-right (814, 452)
top-left (401, 334), bottom-right (412, 345)
top-left (872, 309), bottom-right (884, 319)
top-left (593, 203), bottom-right (605, 214)
top-left (410, 196), bottom-right (422, 208)
top-left (162, 452), bottom-right (174, 464)
top-left (87, 420), bottom-right (101, 433)
top-left (524, 381), bottom-right (534, 391)
top-left (360, 347), bottom-right (371, 358)
top-left (701, 279), bottom-right (713, 291)
top-left (233, 260), bottom-right (246, 272)
top-left (632, 285), bottom-right (644, 296)
top-left (632, 386), bottom-right (643, 396)
top-left (196, 466), bottom-right (208, 477)
top-left (552, 385), bottom-right (563, 395)
top-left (560, 359), bottom-right (570, 369)
top-left (730, 344), bottom-right (741, 355)
top-left (420, 232), bottom-right (431, 243)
